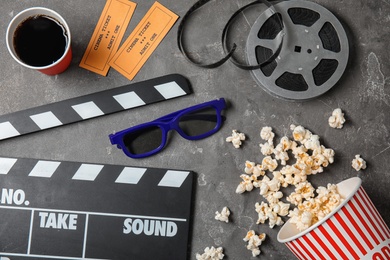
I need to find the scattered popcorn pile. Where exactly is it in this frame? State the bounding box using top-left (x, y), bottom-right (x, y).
top-left (226, 130), bottom-right (246, 148)
top-left (243, 230), bottom-right (266, 257)
top-left (199, 119), bottom-right (362, 258)
top-left (328, 108), bottom-right (346, 129)
top-left (352, 154), bottom-right (367, 171)
top-left (236, 125), bottom-right (342, 231)
top-left (215, 207), bottom-right (230, 223)
top-left (196, 246), bottom-right (224, 260)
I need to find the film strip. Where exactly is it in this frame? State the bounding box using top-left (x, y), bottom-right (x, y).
top-left (0, 74), bottom-right (192, 141)
top-left (0, 156), bottom-right (194, 260)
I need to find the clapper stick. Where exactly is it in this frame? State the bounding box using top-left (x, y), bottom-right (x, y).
top-left (0, 74), bottom-right (192, 141)
top-left (0, 156), bottom-right (194, 260)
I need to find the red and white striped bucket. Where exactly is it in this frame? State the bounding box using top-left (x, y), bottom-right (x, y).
top-left (277, 177), bottom-right (390, 260)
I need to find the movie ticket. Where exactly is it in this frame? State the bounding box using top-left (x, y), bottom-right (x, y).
top-left (110, 1), bottom-right (179, 80)
top-left (79, 0), bottom-right (136, 76)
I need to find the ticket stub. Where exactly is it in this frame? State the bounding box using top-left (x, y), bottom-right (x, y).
top-left (79, 0), bottom-right (136, 76)
top-left (110, 1), bottom-right (179, 80)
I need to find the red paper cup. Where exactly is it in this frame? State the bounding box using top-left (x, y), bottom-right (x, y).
top-left (6, 7), bottom-right (72, 75)
top-left (278, 177), bottom-right (390, 260)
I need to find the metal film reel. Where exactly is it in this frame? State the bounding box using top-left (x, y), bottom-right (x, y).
top-left (246, 0), bottom-right (349, 100)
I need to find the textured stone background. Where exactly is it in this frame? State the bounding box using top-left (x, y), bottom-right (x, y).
top-left (0, 0), bottom-right (389, 259)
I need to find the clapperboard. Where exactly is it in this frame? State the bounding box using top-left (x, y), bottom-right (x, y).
top-left (0, 74), bottom-right (192, 141)
top-left (0, 157), bottom-right (194, 260)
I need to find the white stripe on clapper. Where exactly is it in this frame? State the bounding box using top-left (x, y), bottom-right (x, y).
top-left (115, 167), bottom-right (147, 184)
top-left (0, 122), bottom-right (20, 140)
top-left (30, 111), bottom-right (63, 129)
top-left (154, 81), bottom-right (187, 99)
top-left (27, 209), bottom-right (35, 254)
top-left (72, 101), bottom-right (104, 119)
top-left (158, 170), bottom-right (190, 188)
top-left (82, 213), bottom-right (90, 258)
top-left (72, 164), bottom-right (104, 181)
top-left (28, 160), bottom-right (61, 178)
top-left (0, 157), bottom-right (18, 175)
top-left (113, 91), bottom-right (146, 109)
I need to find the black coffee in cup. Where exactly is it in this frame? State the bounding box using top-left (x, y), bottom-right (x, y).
top-left (13, 15), bottom-right (68, 67)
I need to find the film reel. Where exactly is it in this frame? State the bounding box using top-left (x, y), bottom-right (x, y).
top-left (246, 0), bottom-right (349, 100)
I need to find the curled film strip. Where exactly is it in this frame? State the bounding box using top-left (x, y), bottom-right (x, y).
top-left (178, 0), bottom-right (349, 100)
top-left (246, 0), bottom-right (349, 100)
top-left (0, 74), bottom-right (192, 141)
top-left (177, 0), bottom-right (284, 69)
top-left (0, 156), bottom-right (193, 259)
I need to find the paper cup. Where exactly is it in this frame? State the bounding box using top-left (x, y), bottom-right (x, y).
top-left (6, 7), bottom-right (72, 75)
top-left (278, 177), bottom-right (390, 260)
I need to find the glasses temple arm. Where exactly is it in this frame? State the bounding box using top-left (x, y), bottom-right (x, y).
top-left (153, 108), bottom-right (189, 122)
top-left (153, 99), bottom-right (226, 122)
top-left (178, 114), bottom-right (226, 123)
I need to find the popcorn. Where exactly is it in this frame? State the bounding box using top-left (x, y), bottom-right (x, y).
top-left (267, 209), bottom-right (284, 228)
top-left (316, 183), bottom-right (338, 200)
top-left (264, 191), bottom-right (283, 205)
top-left (280, 136), bottom-right (293, 151)
top-left (303, 134), bottom-right (321, 150)
top-left (215, 207), bottom-right (230, 223)
top-left (267, 177), bottom-right (281, 192)
top-left (255, 200), bottom-right (285, 228)
top-left (281, 165), bottom-right (308, 186)
top-left (272, 171), bottom-right (285, 186)
top-left (255, 201), bottom-right (270, 224)
top-left (321, 146), bottom-right (335, 164)
top-left (226, 129), bottom-right (246, 148)
top-left (258, 175), bottom-right (284, 205)
top-left (196, 246), bottom-right (224, 260)
top-left (259, 142), bottom-right (274, 156)
top-left (219, 119), bottom-right (363, 258)
top-left (287, 182), bottom-right (315, 206)
top-left (272, 201), bottom-right (290, 216)
top-left (236, 174), bottom-right (257, 194)
top-left (260, 126), bottom-right (275, 144)
top-left (288, 183), bottom-right (344, 231)
top-left (291, 125), bottom-right (308, 142)
top-left (252, 164), bottom-right (266, 177)
top-left (236, 124), bottom-right (338, 232)
top-left (352, 154), bottom-right (367, 171)
top-left (262, 156), bottom-right (278, 172)
top-left (273, 143), bottom-right (289, 165)
top-left (291, 144), bottom-right (308, 158)
top-left (297, 199), bottom-right (319, 213)
top-left (244, 161), bottom-right (256, 174)
top-left (328, 108), bottom-right (346, 129)
top-left (289, 210), bottom-right (314, 231)
top-left (243, 230), bottom-right (266, 257)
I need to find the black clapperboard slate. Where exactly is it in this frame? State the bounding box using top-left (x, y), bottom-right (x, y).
top-left (0, 157), bottom-right (194, 260)
top-left (0, 74), bottom-right (192, 141)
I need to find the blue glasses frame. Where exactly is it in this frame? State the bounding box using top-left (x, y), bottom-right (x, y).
top-left (109, 98), bottom-right (227, 158)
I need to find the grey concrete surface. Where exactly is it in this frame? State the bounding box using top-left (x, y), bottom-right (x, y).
top-left (0, 0), bottom-right (389, 259)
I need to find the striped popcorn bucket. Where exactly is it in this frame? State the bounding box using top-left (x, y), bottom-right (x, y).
top-left (277, 177), bottom-right (390, 260)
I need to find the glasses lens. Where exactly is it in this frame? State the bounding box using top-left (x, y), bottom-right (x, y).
top-left (179, 106), bottom-right (219, 137)
top-left (123, 126), bottom-right (163, 155)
